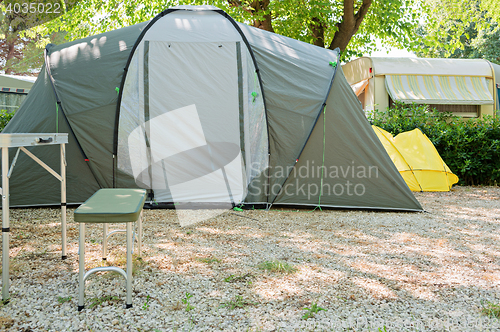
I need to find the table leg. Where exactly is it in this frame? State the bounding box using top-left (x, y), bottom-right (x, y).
top-left (2, 147), bottom-right (9, 303)
top-left (78, 223), bottom-right (85, 311)
top-left (102, 223), bottom-right (108, 260)
top-left (126, 222), bottom-right (132, 308)
top-left (61, 144), bottom-right (67, 260)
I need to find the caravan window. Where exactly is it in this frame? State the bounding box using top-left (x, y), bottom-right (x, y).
top-left (0, 89), bottom-right (28, 113)
top-left (389, 97), bottom-right (479, 117)
top-left (427, 104), bottom-right (479, 117)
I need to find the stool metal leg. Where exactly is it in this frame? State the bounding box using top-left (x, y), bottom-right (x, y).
top-left (126, 221), bottom-right (133, 308)
top-left (138, 211), bottom-right (142, 257)
top-left (102, 223), bottom-right (108, 260)
top-left (78, 223), bottom-right (85, 311)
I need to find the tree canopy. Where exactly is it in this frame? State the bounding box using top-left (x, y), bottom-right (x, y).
top-left (0, 0), bottom-right (73, 74)
top-left (36, 0), bottom-right (422, 60)
top-left (417, 0), bottom-right (500, 64)
top-left (11, 0), bottom-right (500, 74)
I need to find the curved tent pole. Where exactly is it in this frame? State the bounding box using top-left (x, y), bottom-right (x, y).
top-left (270, 48), bottom-right (341, 205)
top-left (112, 7), bottom-right (271, 201)
top-left (111, 8), bottom-right (180, 188)
top-left (44, 44), bottom-right (103, 188)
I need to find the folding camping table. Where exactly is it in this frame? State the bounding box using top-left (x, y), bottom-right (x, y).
top-left (0, 133), bottom-right (68, 303)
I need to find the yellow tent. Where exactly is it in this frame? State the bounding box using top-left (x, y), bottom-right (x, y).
top-left (372, 126), bottom-right (459, 191)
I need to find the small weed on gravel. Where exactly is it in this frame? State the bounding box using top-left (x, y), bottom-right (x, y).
top-left (258, 260), bottom-right (297, 274)
top-left (481, 300), bottom-right (500, 318)
top-left (224, 273), bottom-right (254, 282)
top-left (142, 295), bottom-right (150, 310)
top-left (88, 295), bottom-right (120, 309)
top-left (196, 257), bottom-right (220, 264)
top-left (182, 292), bottom-right (195, 312)
top-left (57, 296), bottom-right (72, 304)
top-left (302, 302), bottom-right (326, 320)
top-left (220, 295), bottom-right (257, 310)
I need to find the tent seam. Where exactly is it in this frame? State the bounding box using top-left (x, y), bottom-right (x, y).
top-left (44, 45), bottom-right (103, 189)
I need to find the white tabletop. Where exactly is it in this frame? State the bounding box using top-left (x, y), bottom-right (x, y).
top-left (0, 133), bottom-right (68, 148)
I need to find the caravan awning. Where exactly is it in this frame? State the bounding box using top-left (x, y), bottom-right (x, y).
top-left (386, 75), bottom-right (493, 105)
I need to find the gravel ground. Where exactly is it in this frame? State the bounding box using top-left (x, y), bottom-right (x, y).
top-left (0, 186), bottom-right (499, 331)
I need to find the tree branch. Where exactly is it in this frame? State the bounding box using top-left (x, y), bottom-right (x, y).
top-left (329, 0), bottom-right (372, 51)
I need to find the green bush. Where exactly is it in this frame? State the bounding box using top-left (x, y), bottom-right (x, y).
top-left (369, 102), bottom-right (500, 186)
top-left (0, 109), bottom-right (16, 132)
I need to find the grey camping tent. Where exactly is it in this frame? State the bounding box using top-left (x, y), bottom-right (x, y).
top-left (3, 5), bottom-right (422, 211)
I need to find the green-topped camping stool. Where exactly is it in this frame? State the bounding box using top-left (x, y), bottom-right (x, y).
top-left (74, 188), bottom-right (147, 311)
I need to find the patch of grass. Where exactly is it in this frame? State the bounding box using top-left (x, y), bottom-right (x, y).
top-left (378, 327), bottom-right (388, 332)
top-left (57, 296), bottom-right (72, 304)
top-left (245, 328), bottom-right (264, 332)
top-left (220, 295), bottom-right (257, 310)
top-left (481, 300), bottom-right (500, 318)
top-left (302, 302), bottom-right (326, 320)
top-left (9, 260), bottom-right (27, 274)
top-left (196, 257), bottom-right (220, 264)
top-left (223, 273), bottom-right (254, 283)
top-left (182, 292), bottom-right (195, 312)
top-left (107, 254), bottom-right (147, 276)
top-left (27, 249), bottom-right (47, 258)
top-left (257, 260), bottom-right (297, 274)
top-left (0, 315), bottom-right (14, 329)
top-left (88, 295), bottom-right (120, 309)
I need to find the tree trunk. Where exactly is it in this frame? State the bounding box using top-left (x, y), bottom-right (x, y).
top-left (310, 17), bottom-right (326, 47)
top-left (252, 0), bottom-right (274, 32)
top-left (328, 0), bottom-right (372, 51)
top-left (227, 0), bottom-right (274, 32)
top-left (4, 35), bottom-right (18, 75)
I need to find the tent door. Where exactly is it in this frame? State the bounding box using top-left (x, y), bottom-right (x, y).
top-left (143, 41), bottom-right (246, 204)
